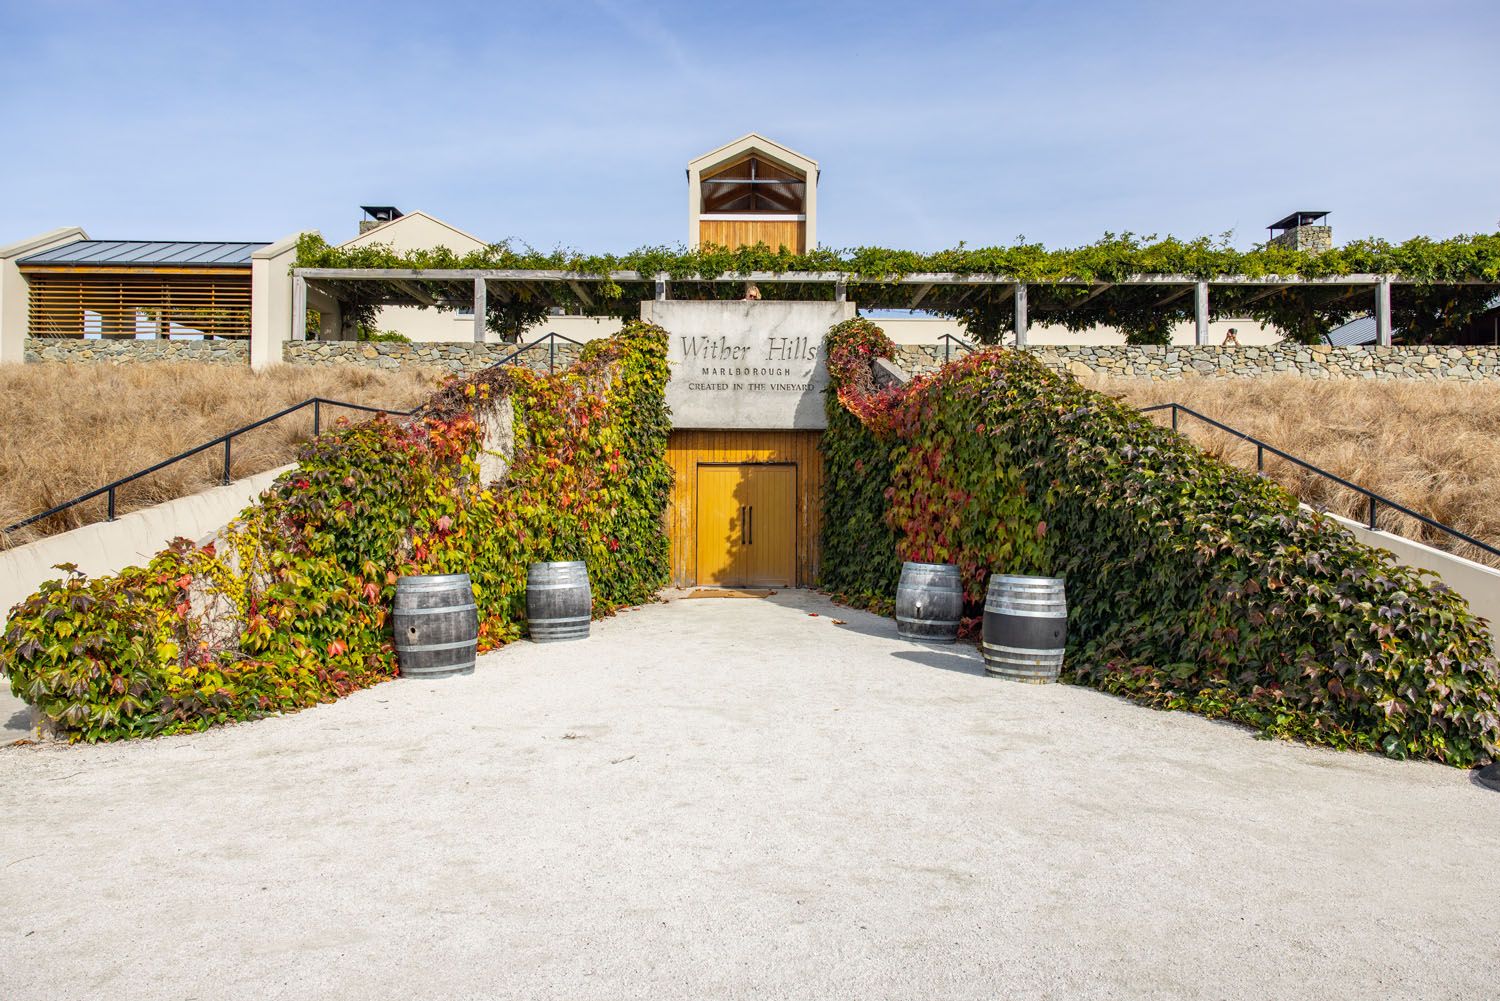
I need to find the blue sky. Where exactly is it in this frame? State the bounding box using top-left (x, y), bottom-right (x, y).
top-left (2, 1), bottom-right (1497, 252)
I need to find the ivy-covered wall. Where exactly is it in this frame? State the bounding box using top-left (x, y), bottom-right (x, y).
top-left (821, 319), bottom-right (1500, 766)
top-left (1, 323), bottom-right (672, 741)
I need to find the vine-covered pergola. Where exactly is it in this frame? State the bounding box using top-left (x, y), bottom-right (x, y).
top-left (291, 232), bottom-right (1500, 345)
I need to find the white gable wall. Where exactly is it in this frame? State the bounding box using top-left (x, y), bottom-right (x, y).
top-left (337, 212), bottom-right (495, 343)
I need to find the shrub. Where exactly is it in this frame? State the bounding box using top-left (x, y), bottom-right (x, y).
top-left (822, 321), bottom-right (1500, 766)
top-left (2, 323), bottom-right (672, 741)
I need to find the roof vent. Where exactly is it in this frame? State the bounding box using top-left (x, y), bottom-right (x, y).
top-left (359, 206), bottom-right (403, 234)
top-left (1268, 210), bottom-right (1331, 254)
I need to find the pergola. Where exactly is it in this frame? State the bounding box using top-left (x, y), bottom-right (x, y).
top-left (290, 267), bottom-right (1498, 346)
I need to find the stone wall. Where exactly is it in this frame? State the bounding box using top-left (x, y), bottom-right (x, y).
top-left (894, 344), bottom-right (1500, 382)
top-left (283, 340), bottom-right (583, 374)
top-left (25, 337), bottom-right (249, 365)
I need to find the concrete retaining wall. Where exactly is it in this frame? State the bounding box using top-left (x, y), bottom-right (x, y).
top-left (894, 344), bottom-right (1500, 381)
top-left (25, 337), bottom-right (250, 364)
top-left (0, 465), bottom-right (290, 626)
top-left (284, 340), bottom-right (583, 374)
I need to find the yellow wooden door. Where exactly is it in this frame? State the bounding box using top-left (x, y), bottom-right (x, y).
top-left (696, 465), bottom-right (746, 586)
top-left (743, 465), bottom-right (795, 586)
top-left (695, 464), bottom-right (796, 587)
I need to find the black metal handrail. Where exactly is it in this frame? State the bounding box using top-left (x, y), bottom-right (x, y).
top-left (5, 334), bottom-right (593, 537)
top-left (1142, 402), bottom-right (1499, 560)
top-left (3, 397), bottom-right (415, 535)
top-left (495, 331), bottom-right (585, 372)
top-left (936, 332), bottom-right (977, 363)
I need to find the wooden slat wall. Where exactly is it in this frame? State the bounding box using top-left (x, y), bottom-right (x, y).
top-left (698, 219), bottom-right (805, 254)
top-left (25, 273), bottom-right (253, 339)
top-left (667, 429), bottom-right (824, 587)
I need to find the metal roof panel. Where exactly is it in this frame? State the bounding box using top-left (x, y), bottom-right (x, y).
top-left (17, 239), bottom-right (269, 267)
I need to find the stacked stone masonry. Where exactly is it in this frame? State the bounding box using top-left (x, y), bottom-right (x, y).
top-left (284, 341), bottom-right (583, 375)
top-left (25, 337), bottom-right (250, 365)
top-left (895, 344), bottom-right (1500, 382)
top-left (21, 337), bottom-right (1500, 383)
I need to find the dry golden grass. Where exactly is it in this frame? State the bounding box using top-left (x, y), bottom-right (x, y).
top-left (0, 363), bottom-right (442, 547)
top-left (1089, 375), bottom-right (1500, 568)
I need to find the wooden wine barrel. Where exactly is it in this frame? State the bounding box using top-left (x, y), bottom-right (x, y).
top-left (393, 573), bottom-right (478, 679)
top-left (527, 561), bottom-right (592, 643)
top-left (981, 574), bottom-right (1067, 683)
top-left (895, 561), bottom-right (963, 644)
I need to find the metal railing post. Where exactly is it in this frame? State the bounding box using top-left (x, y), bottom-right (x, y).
top-left (549, 334), bottom-right (555, 373)
top-left (314, 399), bottom-right (321, 436)
top-left (4, 395), bottom-right (413, 536)
top-left (1128, 400), bottom-right (1498, 561)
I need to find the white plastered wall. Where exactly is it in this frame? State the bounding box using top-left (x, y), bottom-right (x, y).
top-left (0, 465), bottom-right (291, 628)
top-left (337, 212), bottom-right (494, 343)
top-left (869, 315), bottom-right (1282, 346)
top-left (250, 232), bottom-right (310, 370)
top-left (0, 227), bottom-right (89, 365)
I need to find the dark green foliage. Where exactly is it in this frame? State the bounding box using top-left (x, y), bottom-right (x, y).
top-left (818, 319), bottom-right (902, 610)
top-left (822, 321), bottom-right (1500, 765)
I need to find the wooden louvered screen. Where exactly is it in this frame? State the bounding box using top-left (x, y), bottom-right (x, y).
top-left (26, 272), bottom-right (253, 339)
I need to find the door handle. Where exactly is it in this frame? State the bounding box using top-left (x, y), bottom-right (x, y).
top-left (748, 505), bottom-right (753, 545)
top-left (739, 505), bottom-right (746, 544)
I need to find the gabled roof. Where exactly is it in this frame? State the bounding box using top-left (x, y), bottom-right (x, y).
top-left (338, 209), bottom-right (488, 250)
top-left (687, 133), bottom-right (817, 178)
top-left (18, 239), bottom-right (267, 267)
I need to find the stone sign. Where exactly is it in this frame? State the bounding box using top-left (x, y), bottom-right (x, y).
top-left (643, 299), bottom-right (854, 429)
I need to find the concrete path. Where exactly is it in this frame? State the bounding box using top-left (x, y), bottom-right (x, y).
top-left (1, 590), bottom-right (1496, 1000)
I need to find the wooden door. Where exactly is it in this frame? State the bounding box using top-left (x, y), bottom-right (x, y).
top-left (695, 464), bottom-right (796, 587)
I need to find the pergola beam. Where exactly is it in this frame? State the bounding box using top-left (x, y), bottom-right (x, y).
top-left (391, 279), bottom-right (436, 306)
top-left (1067, 283), bottom-right (1114, 309)
top-left (295, 267), bottom-right (1452, 286)
top-left (567, 280), bottom-right (594, 307)
top-left (1150, 285), bottom-right (1195, 309)
top-left (908, 282), bottom-right (934, 309)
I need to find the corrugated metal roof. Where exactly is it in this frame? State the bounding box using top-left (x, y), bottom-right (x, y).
top-left (1325, 316), bottom-right (1378, 346)
top-left (18, 240), bottom-right (269, 267)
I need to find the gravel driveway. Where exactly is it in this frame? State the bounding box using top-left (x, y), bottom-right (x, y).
top-left (2, 589), bottom-right (1495, 1000)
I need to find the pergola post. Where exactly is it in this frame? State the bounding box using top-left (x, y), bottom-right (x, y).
top-left (1375, 278), bottom-right (1392, 346)
top-left (1195, 282), bottom-right (1210, 345)
top-left (1013, 284), bottom-right (1028, 347)
top-left (473, 277), bottom-right (487, 344)
top-left (655, 275), bottom-right (668, 301)
top-left (291, 275), bottom-right (307, 342)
